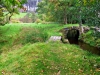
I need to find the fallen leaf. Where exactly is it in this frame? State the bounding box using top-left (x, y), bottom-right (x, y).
top-left (57, 70), bottom-right (61, 75)
top-left (96, 69), bottom-right (100, 72)
top-left (78, 69), bottom-right (83, 72)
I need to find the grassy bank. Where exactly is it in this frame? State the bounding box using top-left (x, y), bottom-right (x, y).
top-left (0, 23), bottom-right (78, 48)
top-left (0, 23), bottom-right (100, 74)
top-left (0, 42), bottom-right (100, 75)
top-left (80, 30), bottom-right (100, 47)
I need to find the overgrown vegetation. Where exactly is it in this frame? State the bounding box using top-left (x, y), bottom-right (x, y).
top-left (79, 30), bottom-right (100, 47)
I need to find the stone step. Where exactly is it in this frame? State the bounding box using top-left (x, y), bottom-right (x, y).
top-left (48, 36), bottom-right (61, 41)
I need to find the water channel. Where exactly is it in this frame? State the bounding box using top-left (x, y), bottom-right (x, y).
top-left (65, 28), bottom-right (100, 55)
top-left (68, 37), bottom-right (100, 55)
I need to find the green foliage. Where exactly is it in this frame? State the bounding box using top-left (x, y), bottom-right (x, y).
top-left (0, 8), bottom-right (5, 25)
top-left (37, 0), bottom-right (100, 27)
top-left (79, 30), bottom-right (100, 47)
top-left (19, 12), bottom-right (32, 23)
top-left (31, 12), bottom-right (37, 22)
top-left (35, 19), bottom-right (42, 23)
top-left (83, 0), bottom-right (100, 26)
top-left (37, 0), bottom-right (80, 24)
top-left (0, 0), bottom-right (26, 25)
top-left (93, 31), bottom-right (100, 38)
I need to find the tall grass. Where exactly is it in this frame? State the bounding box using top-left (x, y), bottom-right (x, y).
top-left (14, 27), bottom-right (49, 45)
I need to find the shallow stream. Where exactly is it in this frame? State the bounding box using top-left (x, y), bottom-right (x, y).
top-left (68, 39), bottom-right (100, 55)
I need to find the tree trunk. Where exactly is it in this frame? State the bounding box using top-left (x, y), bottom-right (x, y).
top-left (79, 10), bottom-right (83, 34)
top-left (63, 8), bottom-right (67, 24)
top-left (64, 16), bottom-right (67, 24)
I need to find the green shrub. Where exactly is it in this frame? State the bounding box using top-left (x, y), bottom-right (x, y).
top-left (19, 12), bottom-right (38, 23)
top-left (96, 39), bottom-right (100, 47)
top-left (35, 19), bottom-right (42, 23)
top-left (0, 8), bottom-right (5, 25)
top-left (94, 31), bottom-right (100, 38)
top-left (31, 12), bottom-right (37, 22)
top-left (19, 12), bottom-right (32, 23)
top-left (79, 30), bottom-right (100, 47)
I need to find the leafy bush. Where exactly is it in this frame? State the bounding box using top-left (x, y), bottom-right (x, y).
top-left (19, 16), bottom-right (32, 23)
top-left (31, 12), bottom-right (37, 22)
top-left (19, 12), bottom-right (37, 23)
top-left (0, 8), bottom-right (5, 25)
top-left (96, 39), bottom-right (100, 47)
top-left (79, 30), bottom-right (100, 47)
top-left (94, 31), bottom-right (100, 38)
top-left (35, 19), bottom-right (42, 23)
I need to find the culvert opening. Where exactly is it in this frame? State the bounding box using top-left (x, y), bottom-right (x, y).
top-left (67, 29), bottom-right (79, 44)
top-left (61, 27), bottom-right (100, 55)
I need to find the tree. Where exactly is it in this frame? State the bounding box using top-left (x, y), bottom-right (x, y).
top-left (37, 0), bottom-right (100, 31)
top-left (83, 0), bottom-right (100, 27)
top-left (0, 0), bottom-right (26, 25)
top-left (37, 0), bottom-right (80, 24)
top-left (77, 0), bottom-right (100, 33)
top-left (37, 0), bottom-right (52, 21)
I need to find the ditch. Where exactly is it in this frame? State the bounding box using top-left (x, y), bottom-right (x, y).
top-left (65, 29), bottom-right (100, 55)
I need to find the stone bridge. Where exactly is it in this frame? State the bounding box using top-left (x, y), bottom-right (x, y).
top-left (60, 26), bottom-right (90, 44)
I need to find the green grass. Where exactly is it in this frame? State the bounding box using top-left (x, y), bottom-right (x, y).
top-left (0, 23), bottom-right (77, 50)
top-left (3, 12), bottom-right (27, 19)
top-left (0, 23), bottom-right (100, 75)
top-left (11, 13), bottom-right (27, 19)
top-left (0, 23), bottom-right (78, 36)
top-left (0, 42), bottom-right (100, 75)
